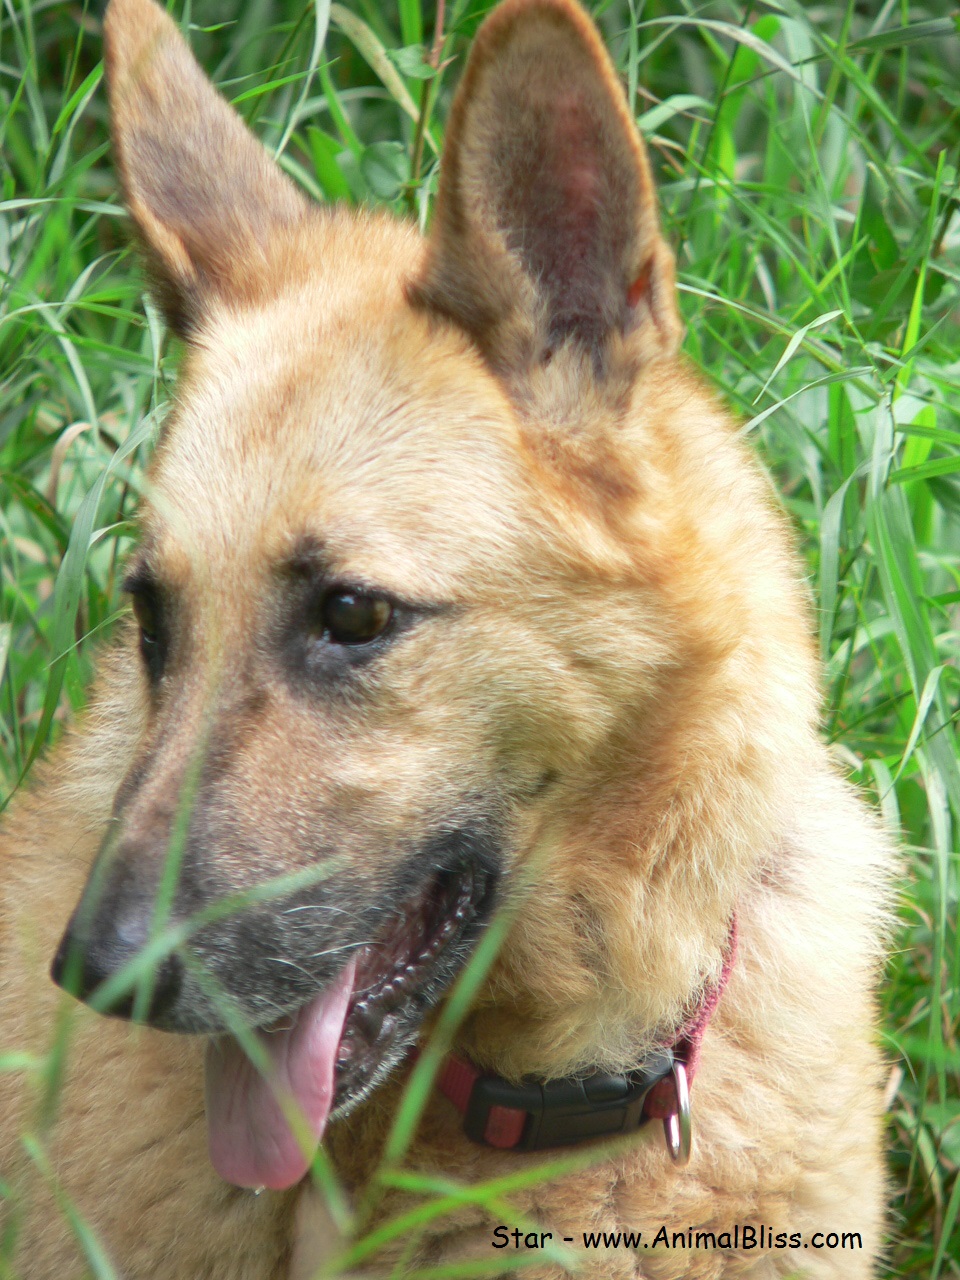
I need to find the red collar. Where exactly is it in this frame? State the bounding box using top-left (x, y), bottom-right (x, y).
top-left (437, 916), bottom-right (738, 1165)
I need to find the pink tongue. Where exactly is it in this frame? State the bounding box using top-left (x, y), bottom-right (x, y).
top-left (204, 958), bottom-right (357, 1190)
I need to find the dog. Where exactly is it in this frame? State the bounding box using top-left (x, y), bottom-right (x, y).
top-left (0, 0), bottom-right (892, 1275)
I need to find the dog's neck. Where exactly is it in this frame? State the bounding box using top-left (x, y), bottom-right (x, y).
top-left (437, 916), bottom-right (738, 1155)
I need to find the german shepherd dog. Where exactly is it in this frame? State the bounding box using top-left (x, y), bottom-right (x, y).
top-left (0, 0), bottom-right (891, 1275)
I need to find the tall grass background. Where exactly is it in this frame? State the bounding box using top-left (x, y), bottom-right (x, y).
top-left (0, 0), bottom-right (958, 1274)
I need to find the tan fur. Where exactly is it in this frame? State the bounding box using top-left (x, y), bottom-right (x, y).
top-left (0, 0), bottom-right (890, 1275)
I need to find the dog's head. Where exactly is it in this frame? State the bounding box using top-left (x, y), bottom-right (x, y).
top-left (52, 0), bottom-right (814, 1190)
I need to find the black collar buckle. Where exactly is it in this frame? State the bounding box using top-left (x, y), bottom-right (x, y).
top-left (462, 1049), bottom-right (676, 1151)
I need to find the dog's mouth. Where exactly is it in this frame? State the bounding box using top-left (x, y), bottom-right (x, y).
top-left (204, 861), bottom-right (495, 1190)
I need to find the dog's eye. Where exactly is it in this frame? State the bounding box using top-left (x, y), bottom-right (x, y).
top-left (125, 580), bottom-right (166, 681)
top-left (131, 592), bottom-right (159, 646)
top-left (320, 591), bottom-right (393, 645)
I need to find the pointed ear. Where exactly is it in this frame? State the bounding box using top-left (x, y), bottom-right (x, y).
top-left (104, 0), bottom-right (310, 335)
top-left (411, 0), bottom-right (682, 378)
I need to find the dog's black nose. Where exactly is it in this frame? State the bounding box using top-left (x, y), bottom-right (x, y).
top-left (51, 923), bottom-right (182, 1023)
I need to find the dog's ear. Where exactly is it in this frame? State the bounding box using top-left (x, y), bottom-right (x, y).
top-left (411, 0), bottom-right (682, 379)
top-left (104, 0), bottom-right (310, 336)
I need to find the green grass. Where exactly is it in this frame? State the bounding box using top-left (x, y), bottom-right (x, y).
top-left (1, 0), bottom-right (959, 1274)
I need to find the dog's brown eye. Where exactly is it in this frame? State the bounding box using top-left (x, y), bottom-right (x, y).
top-left (131, 592), bottom-right (159, 645)
top-left (321, 591), bottom-right (393, 645)
top-left (124, 574), bottom-right (167, 682)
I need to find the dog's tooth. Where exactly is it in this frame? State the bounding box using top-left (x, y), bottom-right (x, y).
top-left (353, 1002), bottom-right (385, 1041)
